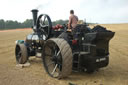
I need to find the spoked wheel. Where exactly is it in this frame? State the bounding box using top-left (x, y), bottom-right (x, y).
top-left (36, 14), bottom-right (52, 40)
top-left (42, 38), bottom-right (73, 78)
top-left (15, 44), bottom-right (28, 64)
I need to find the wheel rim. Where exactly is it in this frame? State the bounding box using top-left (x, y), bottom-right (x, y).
top-left (43, 41), bottom-right (62, 78)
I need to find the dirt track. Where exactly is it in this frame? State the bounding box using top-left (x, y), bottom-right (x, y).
top-left (0, 24), bottom-right (128, 85)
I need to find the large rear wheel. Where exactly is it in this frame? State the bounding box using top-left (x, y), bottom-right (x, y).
top-left (42, 38), bottom-right (73, 78)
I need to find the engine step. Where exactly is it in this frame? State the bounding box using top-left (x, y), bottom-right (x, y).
top-left (73, 52), bottom-right (89, 55)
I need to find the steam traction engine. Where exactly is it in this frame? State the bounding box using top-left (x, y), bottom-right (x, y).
top-left (15, 9), bottom-right (115, 78)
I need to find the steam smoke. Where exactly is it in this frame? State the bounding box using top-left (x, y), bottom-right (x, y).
top-left (35, 0), bottom-right (51, 10)
top-left (36, 4), bottom-right (43, 10)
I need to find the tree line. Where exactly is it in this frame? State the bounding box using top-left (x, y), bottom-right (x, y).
top-left (0, 19), bottom-right (33, 29)
top-left (0, 19), bottom-right (69, 30)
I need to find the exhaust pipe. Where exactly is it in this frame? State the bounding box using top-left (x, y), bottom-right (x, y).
top-left (31, 9), bottom-right (38, 26)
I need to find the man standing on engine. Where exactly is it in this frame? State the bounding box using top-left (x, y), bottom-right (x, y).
top-left (68, 10), bottom-right (78, 30)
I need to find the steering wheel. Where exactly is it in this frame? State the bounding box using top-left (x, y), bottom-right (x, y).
top-left (36, 14), bottom-right (52, 40)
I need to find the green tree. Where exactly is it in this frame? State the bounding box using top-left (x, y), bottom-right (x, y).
top-left (52, 19), bottom-right (68, 26)
top-left (0, 19), bottom-right (5, 29)
top-left (22, 19), bottom-right (33, 28)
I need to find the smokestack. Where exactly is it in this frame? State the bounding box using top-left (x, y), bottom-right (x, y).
top-left (31, 9), bottom-right (38, 26)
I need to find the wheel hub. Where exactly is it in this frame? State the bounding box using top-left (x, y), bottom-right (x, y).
top-left (51, 55), bottom-right (57, 63)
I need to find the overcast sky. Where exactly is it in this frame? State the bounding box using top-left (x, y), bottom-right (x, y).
top-left (0, 0), bottom-right (128, 24)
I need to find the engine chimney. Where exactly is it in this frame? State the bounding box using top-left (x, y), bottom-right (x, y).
top-left (31, 9), bottom-right (38, 26)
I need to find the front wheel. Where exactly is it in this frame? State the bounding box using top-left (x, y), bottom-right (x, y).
top-left (15, 44), bottom-right (28, 64)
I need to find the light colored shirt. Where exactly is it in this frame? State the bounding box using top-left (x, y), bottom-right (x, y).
top-left (68, 14), bottom-right (78, 29)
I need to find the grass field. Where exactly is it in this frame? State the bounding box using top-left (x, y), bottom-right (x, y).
top-left (0, 24), bottom-right (128, 85)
